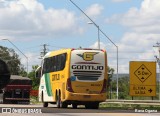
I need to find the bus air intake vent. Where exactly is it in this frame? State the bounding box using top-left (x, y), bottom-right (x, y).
top-left (73, 71), bottom-right (102, 81)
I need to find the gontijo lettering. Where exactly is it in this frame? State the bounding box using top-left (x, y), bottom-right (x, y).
top-left (71, 65), bottom-right (103, 70)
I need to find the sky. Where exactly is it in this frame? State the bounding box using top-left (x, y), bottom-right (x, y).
top-left (0, 0), bottom-right (160, 74)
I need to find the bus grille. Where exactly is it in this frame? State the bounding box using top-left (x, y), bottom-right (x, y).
top-left (73, 71), bottom-right (102, 81)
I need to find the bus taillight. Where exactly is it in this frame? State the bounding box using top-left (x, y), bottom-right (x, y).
top-left (71, 48), bottom-right (75, 51)
top-left (100, 49), bottom-right (105, 52)
top-left (66, 78), bottom-right (74, 92)
top-left (100, 79), bottom-right (107, 93)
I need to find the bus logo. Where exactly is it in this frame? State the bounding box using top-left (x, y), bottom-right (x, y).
top-left (77, 52), bottom-right (99, 61)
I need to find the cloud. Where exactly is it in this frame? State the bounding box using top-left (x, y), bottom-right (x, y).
top-left (111, 0), bottom-right (131, 2)
top-left (104, 0), bottom-right (160, 73)
top-left (0, 0), bottom-right (84, 71)
top-left (85, 4), bottom-right (104, 18)
top-left (0, 0), bottom-right (83, 40)
top-left (20, 51), bottom-right (42, 71)
top-left (89, 41), bottom-right (107, 49)
top-left (118, 0), bottom-right (160, 46)
top-left (107, 0), bottom-right (160, 34)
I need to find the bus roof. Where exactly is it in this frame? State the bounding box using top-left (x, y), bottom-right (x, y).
top-left (43, 48), bottom-right (106, 59)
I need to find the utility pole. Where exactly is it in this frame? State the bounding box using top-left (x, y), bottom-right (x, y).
top-left (40, 44), bottom-right (49, 58)
top-left (88, 22), bottom-right (100, 49)
top-left (153, 42), bottom-right (160, 100)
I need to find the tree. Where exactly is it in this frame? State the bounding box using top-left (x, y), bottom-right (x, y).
top-left (28, 65), bottom-right (40, 90)
top-left (118, 76), bottom-right (129, 99)
top-left (108, 66), bottom-right (115, 85)
top-left (111, 76), bottom-right (130, 99)
top-left (107, 66), bottom-right (115, 99)
top-left (0, 46), bottom-right (26, 76)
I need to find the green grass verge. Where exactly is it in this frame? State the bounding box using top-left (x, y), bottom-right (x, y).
top-left (99, 103), bottom-right (160, 110)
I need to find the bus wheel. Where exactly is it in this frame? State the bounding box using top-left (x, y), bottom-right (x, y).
top-left (85, 104), bottom-right (91, 109)
top-left (72, 104), bottom-right (77, 109)
top-left (85, 102), bottom-right (99, 109)
top-left (57, 93), bottom-right (67, 108)
top-left (43, 102), bottom-right (48, 107)
top-left (60, 101), bottom-right (68, 108)
top-left (42, 93), bottom-right (48, 107)
top-left (91, 102), bottom-right (99, 109)
top-left (56, 94), bottom-right (60, 108)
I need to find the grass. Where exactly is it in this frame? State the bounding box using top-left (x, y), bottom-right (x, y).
top-left (99, 103), bottom-right (160, 110)
top-left (30, 96), bottom-right (40, 104)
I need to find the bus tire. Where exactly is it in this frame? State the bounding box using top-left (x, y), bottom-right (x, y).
top-left (85, 102), bottom-right (99, 109)
top-left (72, 104), bottom-right (77, 109)
top-left (43, 102), bottom-right (48, 107)
top-left (42, 93), bottom-right (48, 107)
top-left (85, 104), bottom-right (91, 109)
top-left (56, 93), bottom-right (60, 108)
top-left (91, 102), bottom-right (99, 109)
top-left (60, 101), bottom-right (68, 108)
top-left (57, 92), bottom-right (67, 108)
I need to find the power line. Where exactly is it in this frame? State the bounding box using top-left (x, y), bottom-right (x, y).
top-left (49, 45), bottom-right (67, 49)
top-left (21, 45), bottom-right (40, 50)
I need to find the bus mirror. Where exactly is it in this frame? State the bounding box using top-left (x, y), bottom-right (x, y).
top-left (35, 66), bottom-right (41, 78)
top-left (35, 71), bottom-right (39, 78)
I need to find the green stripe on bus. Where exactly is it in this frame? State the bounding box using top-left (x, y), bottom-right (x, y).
top-left (45, 73), bottom-right (52, 96)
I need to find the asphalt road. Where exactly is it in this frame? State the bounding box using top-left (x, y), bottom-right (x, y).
top-left (0, 104), bottom-right (160, 116)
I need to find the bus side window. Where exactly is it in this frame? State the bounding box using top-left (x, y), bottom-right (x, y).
top-left (41, 53), bottom-right (67, 74)
top-left (61, 53), bottom-right (67, 70)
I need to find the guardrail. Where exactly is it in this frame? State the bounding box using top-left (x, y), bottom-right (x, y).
top-left (101, 100), bottom-right (160, 106)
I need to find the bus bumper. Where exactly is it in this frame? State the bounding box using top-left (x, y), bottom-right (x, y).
top-left (65, 92), bottom-right (106, 102)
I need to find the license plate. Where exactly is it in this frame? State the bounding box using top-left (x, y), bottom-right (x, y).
top-left (83, 95), bottom-right (91, 98)
top-left (15, 92), bottom-right (20, 94)
top-left (15, 89), bottom-right (21, 94)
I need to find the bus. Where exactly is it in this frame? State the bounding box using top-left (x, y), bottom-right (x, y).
top-left (36, 48), bottom-right (108, 109)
